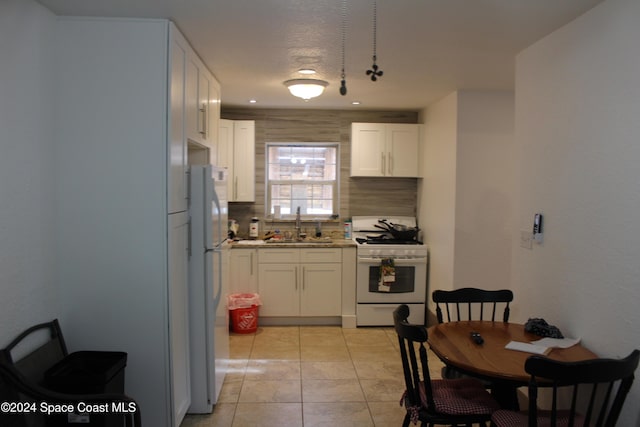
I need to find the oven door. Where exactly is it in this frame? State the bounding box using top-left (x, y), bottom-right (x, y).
top-left (356, 256), bottom-right (427, 303)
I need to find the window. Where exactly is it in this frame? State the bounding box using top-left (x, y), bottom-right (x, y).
top-left (266, 143), bottom-right (338, 218)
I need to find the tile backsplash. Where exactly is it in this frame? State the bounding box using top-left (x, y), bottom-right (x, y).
top-left (222, 108), bottom-right (419, 238)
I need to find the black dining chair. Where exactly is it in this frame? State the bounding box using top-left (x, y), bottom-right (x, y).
top-left (393, 304), bottom-right (500, 427)
top-left (491, 349), bottom-right (640, 427)
top-left (433, 287), bottom-right (514, 324)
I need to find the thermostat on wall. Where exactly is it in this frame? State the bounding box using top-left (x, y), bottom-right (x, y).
top-left (533, 213), bottom-right (543, 243)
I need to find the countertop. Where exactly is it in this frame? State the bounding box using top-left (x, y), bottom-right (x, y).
top-left (230, 238), bottom-right (357, 249)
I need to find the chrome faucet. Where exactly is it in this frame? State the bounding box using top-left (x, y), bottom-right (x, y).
top-left (295, 206), bottom-right (301, 239)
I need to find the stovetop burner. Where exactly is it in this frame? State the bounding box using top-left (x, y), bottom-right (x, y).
top-left (355, 237), bottom-right (423, 245)
top-left (351, 216), bottom-right (426, 251)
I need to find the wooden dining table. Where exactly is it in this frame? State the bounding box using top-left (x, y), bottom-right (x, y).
top-left (427, 320), bottom-right (598, 409)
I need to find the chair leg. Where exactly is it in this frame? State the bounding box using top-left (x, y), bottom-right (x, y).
top-left (402, 412), bottom-right (410, 427)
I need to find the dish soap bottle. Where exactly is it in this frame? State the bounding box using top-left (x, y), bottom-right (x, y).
top-left (344, 220), bottom-right (352, 239)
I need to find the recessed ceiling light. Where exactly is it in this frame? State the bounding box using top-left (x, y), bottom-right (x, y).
top-left (298, 69), bottom-right (317, 75)
top-left (352, 101), bottom-right (361, 105)
top-left (249, 99), bottom-right (257, 104)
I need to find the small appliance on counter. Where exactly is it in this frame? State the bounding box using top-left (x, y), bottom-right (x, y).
top-left (249, 217), bottom-right (259, 239)
top-left (228, 219), bottom-right (239, 239)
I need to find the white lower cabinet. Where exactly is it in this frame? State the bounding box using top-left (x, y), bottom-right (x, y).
top-left (168, 212), bottom-right (190, 426)
top-left (257, 248), bottom-right (342, 317)
top-left (258, 261), bottom-right (299, 316)
top-left (229, 249), bottom-right (258, 293)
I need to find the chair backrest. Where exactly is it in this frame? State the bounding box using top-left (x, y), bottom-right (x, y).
top-left (1, 320), bottom-right (69, 427)
top-left (525, 350), bottom-right (640, 427)
top-left (1, 320), bottom-right (142, 427)
top-left (433, 287), bottom-right (513, 323)
top-left (1, 319), bottom-right (68, 386)
top-left (393, 304), bottom-right (436, 412)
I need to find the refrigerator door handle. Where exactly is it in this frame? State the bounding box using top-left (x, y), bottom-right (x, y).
top-left (188, 217), bottom-right (193, 257)
top-left (212, 249), bottom-right (223, 308)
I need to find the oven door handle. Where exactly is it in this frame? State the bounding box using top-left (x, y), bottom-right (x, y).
top-left (358, 257), bottom-right (427, 264)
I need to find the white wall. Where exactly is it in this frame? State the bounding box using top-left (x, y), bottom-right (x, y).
top-left (418, 92), bottom-right (458, 301)
top-left (455, 92), bottom-right (514, 290)
top-left (419, 91), bottom-right (514, 317)
top-left (513, 0), bottom-right (640, 423)
top-left (0, 0), bottom-right (58, 344)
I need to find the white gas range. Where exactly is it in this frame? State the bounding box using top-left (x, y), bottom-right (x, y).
top-left (351, 216), bottom-right (428, 326)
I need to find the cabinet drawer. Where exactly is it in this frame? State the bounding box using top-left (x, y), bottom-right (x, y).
top-left (300, 248), bottom-right (341, 263)
top-left (258, 248), bottom-right (300, 263)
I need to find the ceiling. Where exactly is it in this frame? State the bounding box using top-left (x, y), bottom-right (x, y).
top-left (37, 0), bottom-right (603, 111)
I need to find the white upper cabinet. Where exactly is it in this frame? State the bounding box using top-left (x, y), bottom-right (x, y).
top-left (207, 77), bottom-right (221, 165)
top-left (218, 119), bottom-right (255, 202)
top-left (171, 29), bottom-right (220, 212)
top-left (232, 120), bottom-right (255, 202)
top-left (186, 51), bottom-right (220, 162)
top-left (350, 123), bottom-right (420, 177)
top-left (168, 28), bottom-right (188, 213)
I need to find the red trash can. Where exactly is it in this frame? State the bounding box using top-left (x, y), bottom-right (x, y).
top-left (228, 293), bottom-right (262, 334)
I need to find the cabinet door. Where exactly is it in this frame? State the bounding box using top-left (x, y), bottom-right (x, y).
top-left (350, 123), bottom-right (386, 177)
top-left (301, 263), bottom-right (342, 316)
top-left (168, 212), bottom-right (191, 426)
top-left (232, 120), bottom-right (255, 202)
top-left (387, 124), bottom-right (419, 177)
top-left (300, 248), bottom-right (342, 263)
top-left (207, 76), bottom-right (221, 165)
top-left (168, 30), bottom-right (187, 213)
top-left (185, 56), bottom-right (202, 145)
top-left (258, 263), bottom-right (299, 316)
top-left (198, 70), bottom-right (211, 144)
top-left (229, 249), bottom-right (257, 293)
top-left (218, 119), bottom-right (234, 200)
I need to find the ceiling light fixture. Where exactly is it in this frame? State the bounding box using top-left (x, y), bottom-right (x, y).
top-left (298, 69), bottom-right (317, 75)
top-left (284, 79), bottom-right (328, 100)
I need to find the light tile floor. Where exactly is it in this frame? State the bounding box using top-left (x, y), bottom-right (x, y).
top-left (180, 325), bottom-right (446, 427)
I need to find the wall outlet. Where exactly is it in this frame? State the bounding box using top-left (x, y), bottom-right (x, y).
top-left (520, 230), bottom-right (533, 249)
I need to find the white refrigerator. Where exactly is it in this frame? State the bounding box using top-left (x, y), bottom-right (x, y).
top-left (188, 165), bottom-right (230, 413)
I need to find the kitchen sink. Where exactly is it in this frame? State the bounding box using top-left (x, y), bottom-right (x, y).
top-left (266, 238), bottom-right (333, 244)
